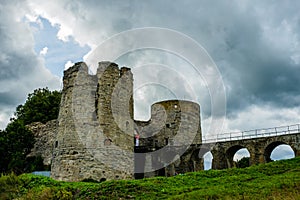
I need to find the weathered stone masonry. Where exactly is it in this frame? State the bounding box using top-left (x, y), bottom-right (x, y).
top-left (51, 62), bottom-right (134, 181)
top-left (48, 61), bottom-right (203, 181)
top-left (134, 100), bottom-right (202, 178)
top-left (28, 61), bottom-right (300, 182)
top-left (210, 133), bottom-right (300, 169)
top-left (27, 120), bottom-right (57, 166)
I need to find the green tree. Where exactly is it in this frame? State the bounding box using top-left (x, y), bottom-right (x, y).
top-left (236, 157), bottom-right (250, 168)
top-left (0, 130), bottom-right (9, 172)
top-left (5, 120), bottom-right (34, 174)
top-left (0, 88), bottom-right (61, 174)
top-left (15, 88), bottom-right (61, 124)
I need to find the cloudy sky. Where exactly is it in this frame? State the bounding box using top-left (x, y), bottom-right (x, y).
top-left (1, 0), bottom-right (300, 157)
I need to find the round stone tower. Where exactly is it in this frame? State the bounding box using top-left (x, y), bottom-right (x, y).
top-left (137, 100), bottom-right (202, 147)
top-left (134, 100), bottom-right (202, 178)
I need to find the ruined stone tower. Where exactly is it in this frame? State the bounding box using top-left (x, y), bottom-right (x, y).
top-left (134, 100), bottom-right (202, 178)
top-left (51, 61), bottom-right (202, 182)
top-left (51, 62), bottom-right (134, 181)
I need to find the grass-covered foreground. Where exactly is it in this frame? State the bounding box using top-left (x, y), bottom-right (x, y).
top-left (1, 157), bottom-right (300, 200)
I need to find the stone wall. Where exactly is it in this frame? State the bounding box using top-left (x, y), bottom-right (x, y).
top-left (27, 119), bottom-right (57, 166)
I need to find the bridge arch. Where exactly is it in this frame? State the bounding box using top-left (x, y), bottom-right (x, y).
top-left (198, 148), bottom-right (211, 158)
top-left (203, 151), bottom-right (213, 170)
top-left (226, 145), bottom-right (250, 168)
top-left (198, 148), bottom-right (213, 170)
top-left (264, 141), bottom-right (296, 162)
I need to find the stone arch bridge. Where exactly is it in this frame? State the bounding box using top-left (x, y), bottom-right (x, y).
top-left (197, 124), bottom-right (300, 170)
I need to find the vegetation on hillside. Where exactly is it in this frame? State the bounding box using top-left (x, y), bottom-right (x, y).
top-left (0, 88), bottom-right (61, 174)
top-left (1, 157), bottom-right (299, 200)
top-left (235, 157), bottom-right (250, 168)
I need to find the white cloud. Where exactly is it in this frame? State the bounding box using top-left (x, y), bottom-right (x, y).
top-left (39, 46), bottom-right (48, 56)
top-left (57, 24), bottom-right (73, 42)
top-left (24, 13), bottom-right (43, 28)
top-left (225, 105), bottom-right (300, 132)
top-left (0, 1), bottom-right (60, 129)
top-left (28, 0), bottom-right (101, 46)
top-left (64, 60), bottom-right (74, 70)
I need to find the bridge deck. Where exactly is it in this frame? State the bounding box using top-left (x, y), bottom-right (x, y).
top-left (203, 123), bottom-right (300, 143)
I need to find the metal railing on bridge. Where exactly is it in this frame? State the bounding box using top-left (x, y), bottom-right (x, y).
top-left (203, 123), bottom-right (300, 143)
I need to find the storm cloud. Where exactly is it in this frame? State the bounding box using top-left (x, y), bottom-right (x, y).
top-left (0, 0), bottom-right (60, 128)
top-left (1, 0), bottom-right (300, 133)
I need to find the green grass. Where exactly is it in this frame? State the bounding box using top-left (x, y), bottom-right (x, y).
top-left (1, 157), bottom-right (300, 199)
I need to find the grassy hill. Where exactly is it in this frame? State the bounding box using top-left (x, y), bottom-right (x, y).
top-left (1, 157), bottom-right (300, 200)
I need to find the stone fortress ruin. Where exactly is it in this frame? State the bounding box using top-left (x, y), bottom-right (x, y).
top-left (29, 61), bottom-right (300, 182)
top-left (49, 61), bottom-right (202, 182)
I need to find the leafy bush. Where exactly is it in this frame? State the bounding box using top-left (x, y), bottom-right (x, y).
top-left (0, 173), bottom-right (20, 199)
